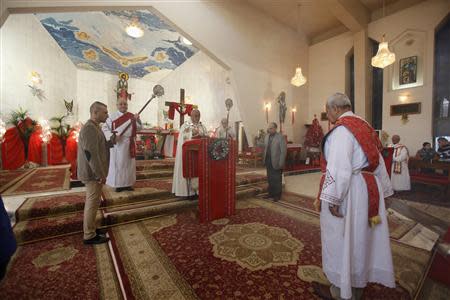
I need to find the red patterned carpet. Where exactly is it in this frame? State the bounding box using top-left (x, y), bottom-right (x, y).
top-left (0, 234), bottom-right (122, 299)
top-left (2, 166), bottom-right (70, 196)
top-left (109, 199), bottom-right (428, 299)
top-left (0, 169), bottom-right (32, 193)
top-left (15, 192), bottom-right (86, 221)
top-left (278, 192), bottom-right (416, 241)
top-left (136, 159), bottom-right (175, 171)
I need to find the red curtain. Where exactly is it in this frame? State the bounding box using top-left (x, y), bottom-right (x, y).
top-left (48, 133), bottom-right (64, 165)
top-left (1, 127), bottom-right (25, 170)
top-left (66, 129), bottom-right (78, 179)
top-left (28, 129), bottom-right (43, 164)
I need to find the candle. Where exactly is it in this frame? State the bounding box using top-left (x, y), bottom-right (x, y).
top-left (291, 107), bottom-right (296, 124)
top-left (264, 102), bottom-right (271, 123)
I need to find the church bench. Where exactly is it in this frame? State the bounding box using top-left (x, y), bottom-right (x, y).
top-left (409, 159), bottom-right (450, 196)
top-left (239, 147), bottom-right (263, 167)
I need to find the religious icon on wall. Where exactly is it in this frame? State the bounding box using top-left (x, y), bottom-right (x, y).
top-left (116, 72), bottom-right (131, 100)
top-left (399, 56), bottom-right (417, 85)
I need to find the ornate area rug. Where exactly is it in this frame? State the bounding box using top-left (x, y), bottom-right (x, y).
top-left (15, 192), bottom-right (86, 222)
top-left (400, 199), bottom-right (450, 225)
top-left (0, 234), bottom-right (122, 300)
top-left (394, 186), bottom-right (450, 207)
top-left (278, 192), bottom-right (417, 241)
top-left (109, 198), bottom-right (429, 299)
top-left (136, 159), bottom-right (175, 171)
top-left (2, 166), bottom-right (70, 196)
top-left (13, 211), bottom-right (102, 244)
top-left (136, 169), bottom-right (173, 180)
top-left (0, 169), bottom-right (32, 193)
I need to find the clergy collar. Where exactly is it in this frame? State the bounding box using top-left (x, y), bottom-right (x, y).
top-left (338, 110), bottom-right (354, 119)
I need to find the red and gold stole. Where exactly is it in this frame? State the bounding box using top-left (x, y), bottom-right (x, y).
top-left (316, 116), bottom-right (383, 227)
top-left (393, 145), bottom-right (407, 174)
top-left (112, 112), bottom-right (137, 158)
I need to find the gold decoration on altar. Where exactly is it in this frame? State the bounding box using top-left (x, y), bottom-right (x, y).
top-left (32, 246), bottom-right (78, 270)
top-left (209, 222), bottom-right (303, 271)
top-left (75, 31), bottom-right (90, 40)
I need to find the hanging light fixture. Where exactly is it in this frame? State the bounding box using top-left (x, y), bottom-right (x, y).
top-left (291, 3), bottom-right (307, 87)
top-left (371, 0), bottom-right (395, 69)
top-left (126, 16), bottom-right (144, 38)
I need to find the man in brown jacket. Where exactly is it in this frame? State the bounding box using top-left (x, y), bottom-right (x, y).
top-left (77, 101), bottom-right (115, 244)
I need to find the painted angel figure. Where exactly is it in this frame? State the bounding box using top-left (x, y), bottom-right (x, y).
top-left (277, 91), bottom-right (287, 124)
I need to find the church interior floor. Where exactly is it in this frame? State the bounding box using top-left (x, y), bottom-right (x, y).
top-left (1, 163), bottom-right (449, 299)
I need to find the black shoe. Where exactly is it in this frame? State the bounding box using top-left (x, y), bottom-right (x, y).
top-left (115, 187), bottom-right (124, 192)
top-left (273, 198), bottom-right (280, 202)
top-left (125, 186), bottom-right (134, 191)
top-left (96, 228), bottom-right (108, 235)
top-left (83, 234), bottom-right (110, 245)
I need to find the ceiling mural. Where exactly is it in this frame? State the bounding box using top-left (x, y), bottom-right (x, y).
top-left (35, 10), bottom-right (199, 79)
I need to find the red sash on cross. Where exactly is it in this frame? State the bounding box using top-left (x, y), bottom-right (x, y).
top-left (112, 112), bottom-right (137, 158)
top-left (168, 103), bottom-right (195, 120)
top-left (317, 116), bottom-right (383, 227)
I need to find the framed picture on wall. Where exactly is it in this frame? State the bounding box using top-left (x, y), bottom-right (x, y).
top-left (320, 112), bottom-right (328, 121)
top-left (399, 56), bottom-right (417, 85)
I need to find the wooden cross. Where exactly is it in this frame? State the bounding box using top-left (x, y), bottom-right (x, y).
top-left (165, 89), bottom-right (198, 128)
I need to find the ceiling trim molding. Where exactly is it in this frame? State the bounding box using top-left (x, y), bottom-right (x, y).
top-left (320, 0), bottom-right (370, 32)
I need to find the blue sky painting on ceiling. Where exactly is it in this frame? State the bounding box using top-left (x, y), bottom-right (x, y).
top-left (35, 10), bottom-right (198, 79)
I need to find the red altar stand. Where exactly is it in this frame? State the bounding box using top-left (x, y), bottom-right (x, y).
top-left (182, 137), bottom-right (236, 223)
top-left (382, 147), bottom-right (394, 178)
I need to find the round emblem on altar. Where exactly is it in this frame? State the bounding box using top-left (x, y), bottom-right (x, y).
top-left (208, 138), bottom-right (229, 160)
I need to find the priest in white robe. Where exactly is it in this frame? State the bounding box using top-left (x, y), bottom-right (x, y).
top-left (214, 118), bottom-right (235, 139)
top-left (172, 109), bottom-right (207, 199)
top-left (313, 93), bottom-right (395, 300)
top-left (389, 135), bottom-right (411, 191)
top-left (102, 96), bottom-right (142, 192)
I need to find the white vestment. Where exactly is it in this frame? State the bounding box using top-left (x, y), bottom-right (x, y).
top-left (390, 144), bottom-right (411, 191)
top-left (172, 121), bottom-right (207, 197)
top-left (320, 112), bottom-right (395, 299)
top-left (102, 111), bottom-right (142, 188)
top-left (214, 126), bottom-right (235, 139)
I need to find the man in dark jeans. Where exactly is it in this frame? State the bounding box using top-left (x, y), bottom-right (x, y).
top-left (0, 196), bottom-right (16, 282)
top-left (263, 122), bottom-right (287, 201)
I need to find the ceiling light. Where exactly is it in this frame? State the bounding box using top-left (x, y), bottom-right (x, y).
top-left (181, 37), bottom-right (192, 45)
top-left (371, 0), bottom-right (395, 69)
top-left (126, 18), bottom-right (144, 38)
top-left (371, 34), bottom-right (395, 69)
top-left (291, 67), bottom-right (307, 87)
top-left (291, 4), bottom-right (307, 87)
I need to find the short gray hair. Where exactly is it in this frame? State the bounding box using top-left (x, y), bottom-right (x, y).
top-left (326, 93), bottom-right (352, 109)
top-left (268, 122), bottom-right (277, 129)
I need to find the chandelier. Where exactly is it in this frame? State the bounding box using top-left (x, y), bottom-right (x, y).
top-left (291, 67), bottom-right (307, 87)
top-left (291, 4), bottom-right (307, 87)
top-left (371, 1), bottom-right (395, 68)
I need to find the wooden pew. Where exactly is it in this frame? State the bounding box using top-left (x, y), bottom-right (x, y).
top-left (409, 158), bottom-right (450, 197)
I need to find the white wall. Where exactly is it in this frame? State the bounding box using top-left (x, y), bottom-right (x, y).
top-left (308, 31), bottom-right (354, 129)
top-left (2, 1), bottom-right (310, 144)
top-left (156, 51), bottom-right (240, 133)
top-left (0, 14), bottom-right (77, 123)
top-left (307, 0), bottom-right (449, 154)
top-left (76, 69), bottom-right (158, 125)
top-left (369, 0), bottom-right (449, 153)
top-left (152, 1), bottom-right (310, 144)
